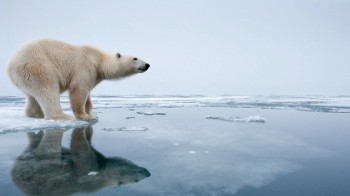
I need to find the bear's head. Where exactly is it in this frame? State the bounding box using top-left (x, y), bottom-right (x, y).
top-left (100, 52), bottom-right (150, 80)
top-left (116, 53), bottom-right (150, 74)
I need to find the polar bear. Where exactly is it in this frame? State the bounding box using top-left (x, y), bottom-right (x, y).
top-left (7, 39), bottom-right (150, 121)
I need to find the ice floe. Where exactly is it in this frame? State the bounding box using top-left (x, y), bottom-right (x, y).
top-left (136, 111), bottom-right (166, 116)
top-left (102, 126), bottom-right (149, 132)
top-left (88, 171), bottom-right (99, 176)
top-left (0, 109), bottom-right (92, 134)
top-left (206, 115), bottom-right (266, 123)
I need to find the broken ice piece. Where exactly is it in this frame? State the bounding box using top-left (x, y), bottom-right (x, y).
top-left (88, 171), bottom-right (99, 176)
top-left (136, 111), bottom-right (166, 116)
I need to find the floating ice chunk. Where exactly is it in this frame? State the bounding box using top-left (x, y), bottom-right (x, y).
top-left (189, 151), bottom-right (197, 154)
top-left (88, 171), bottom-right (99, 176)
top-left (0, 109), bottom-right (93, 134)
top-left (173, 143), bottom-right (180, 146)
top-left (102, 126), bottom-right (148, 132)
top-left (136, 111), bottom-right (166, 116)
top-left (206, 115), bottom-right (265, 123)
top-left (243, 115), bottom-right (266, 122)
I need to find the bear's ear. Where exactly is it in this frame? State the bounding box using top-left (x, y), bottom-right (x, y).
top-left (116, 53), bottom-right (121, 58)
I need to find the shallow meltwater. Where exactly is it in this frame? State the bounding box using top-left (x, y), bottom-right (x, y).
top-left (0, 95), bottom-right (350, 195)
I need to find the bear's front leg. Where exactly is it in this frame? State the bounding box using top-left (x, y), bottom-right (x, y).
top-left (85, 95), bottom-right (93, 115)
top-left (69, 86), bottom-right (97, 121)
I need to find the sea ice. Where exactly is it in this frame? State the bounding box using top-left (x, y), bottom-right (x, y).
top-left (2, 95), bottom-right (350, 114)
top-left (0, 94), bottom-right (349, 134)
top-left (88, 95), bottom-right (350, 113)
top-left (136, 111), bottom-right (166, 116)
top-left (206, 115), bottom-right (266, 123)
top-left (102, 126), bottom-right (149, 132)
top-left (0, 109), bottom-right (91, 134)
top-left (88, 171), bottom-right (99, 176)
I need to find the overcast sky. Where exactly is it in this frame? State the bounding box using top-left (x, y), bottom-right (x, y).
top-left (1, 0), bottom-right (349, 96)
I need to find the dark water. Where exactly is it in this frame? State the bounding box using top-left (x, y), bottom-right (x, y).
top-left (0, 106), bottom-right (349, 195)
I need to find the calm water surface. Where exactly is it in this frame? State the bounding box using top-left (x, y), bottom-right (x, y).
top-left (0, 106), bottom-right (349, 195)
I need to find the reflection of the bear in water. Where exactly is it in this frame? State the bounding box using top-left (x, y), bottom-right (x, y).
top-left (11, 125), bottom-right (150, 195)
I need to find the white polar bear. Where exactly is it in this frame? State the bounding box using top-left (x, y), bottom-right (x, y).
top-left (7, 39), bottom-right (150, 121)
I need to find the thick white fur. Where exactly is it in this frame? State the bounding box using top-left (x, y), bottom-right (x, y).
top-left (7, 39), bottom-right (149, 120)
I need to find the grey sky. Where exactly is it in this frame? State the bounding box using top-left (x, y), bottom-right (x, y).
top-left (1, 0), bottom-right (349, 95)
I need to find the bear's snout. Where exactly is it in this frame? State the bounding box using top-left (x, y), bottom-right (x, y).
top-left (138, 63), bottom-right (150, 72)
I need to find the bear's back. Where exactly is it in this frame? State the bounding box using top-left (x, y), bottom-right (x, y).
top-left (9, 39), bottom-right (80, 69)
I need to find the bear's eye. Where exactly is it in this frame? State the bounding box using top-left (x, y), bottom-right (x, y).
top-left (133, 57), bottom-right (138, 61)
top-left (116, 53), bottom-right (121, 58)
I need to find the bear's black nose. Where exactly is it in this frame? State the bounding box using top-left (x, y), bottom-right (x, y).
top-left (138, 63), bottom-right (150, 72)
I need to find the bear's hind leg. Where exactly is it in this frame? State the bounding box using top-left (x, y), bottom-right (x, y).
top-left (25, 96), bottom-right (44, 118)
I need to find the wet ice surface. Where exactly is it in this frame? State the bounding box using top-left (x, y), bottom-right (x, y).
top-left (0, 95), bottom-right (350, 195)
